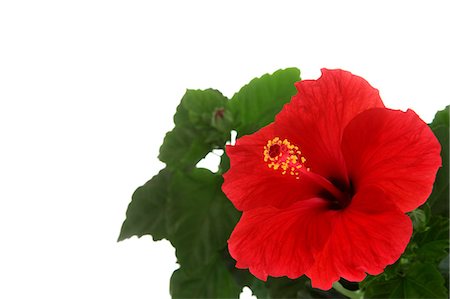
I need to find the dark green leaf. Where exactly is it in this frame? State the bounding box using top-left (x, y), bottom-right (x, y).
top-left (220, 248), bottom-right (269, 298)
top-left (230, 68), bottom-right (301, 136)
top-left (248, 279), bottom-right (270, 299)
top-left (218, 150), bottom-right (230, 174)
top-left (439, 255), bottom-right (449, 290)
top-left (414, 216), bottom-right (449, 262)
top-left (170, 253), bottom-right (241, 299)
top-left (118, 168), bottom-right (171, 241)
top-left (167, 168), bottom-right (240, 268)
top-left (266, 277), bottom-right (313, 299)
top-left (361, 212), bottom-right (449, 298)
top-left (363, 263), bottom-right (448, 298)
top-left (428, 106), bottom-right (449, 216)
top-left (223, 247), bottom-right (272, 299)
top-left (266, 276), bottom-right (347, 299)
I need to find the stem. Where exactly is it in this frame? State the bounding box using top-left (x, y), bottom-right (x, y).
top-left (332, 282), bottom-right (364, 299)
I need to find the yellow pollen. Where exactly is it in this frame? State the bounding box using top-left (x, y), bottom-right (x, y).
top-left (263, 137), bottom-right (309, 179)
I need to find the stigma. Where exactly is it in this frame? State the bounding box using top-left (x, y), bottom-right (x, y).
top-left (263, 137), bottom-right (309, 179)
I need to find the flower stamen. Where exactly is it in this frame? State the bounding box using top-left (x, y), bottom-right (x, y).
top-left (263, 137), bottom-right (309, 179)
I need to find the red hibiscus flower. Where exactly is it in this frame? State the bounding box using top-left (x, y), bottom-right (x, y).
top-left (222, 69), bottom-right (442, 290)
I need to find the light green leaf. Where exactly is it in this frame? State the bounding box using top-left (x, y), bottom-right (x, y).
top-left (181, 89), bottom-right (229, 129)
top-left (118, 169), bottom-right (171, 241)
top-left (159, 126), bottom-right (211, 170)
top-left (159, 89), bottom-right (232, 170)
top-left (229, 68), bottom-right (300, 136)
top-left (409, 208), bottom-right (428, 233)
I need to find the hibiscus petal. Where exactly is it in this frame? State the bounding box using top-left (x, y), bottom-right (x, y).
top-left (306, 187), bottom-right (412, 290)
top-left (341, 108), bottom-right (442, 212)
top-left (228, 198), bottom-right (332, 280)
top-left (223, 124), bottom-right (322, 211)
top-left (275, 69), bottom-right (384, 183)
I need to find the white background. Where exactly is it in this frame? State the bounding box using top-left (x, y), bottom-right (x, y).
top-left (0, 1), bottom-right (448, 298)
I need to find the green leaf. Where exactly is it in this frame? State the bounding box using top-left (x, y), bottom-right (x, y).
top-left (219, 248), bottom-right (268, 298)
top-left (439, 255), bottom-right (449, 290)
top-left (248, 279), bottom-right (270, 299)
top-left (428, 106), bottom-right (449, 216)
top-left (265, 276), bottom-right (347, 299)
top-left (361, 212), bottom-right (449, 298)
top-left (218, 150), bottom-right (230, 174)
top-left (182, 89), bottom-right (229, 130)
top-left (170, 253), bottom-right (242, 299)
top-left (159, 89), bottom-right (232, 170)
top-left (363, 263), bottom-right (448, 298)
top-left (230, 68), bottom-right (301, 136)
top-left (118, 168), bottom-right (171, 241)
top-left (430, 105), bottom-right (449, 132)
top-left (167, 168), bottom-right (240, 268)
top-left (223, 247), bottom-right (272, 299)
top-left (159, 126), bottom-right (212, 170)
top-left (409, 208), bottom-right (428, 233)
top-left (414, 216), bottom-right (449, 262)
top-left (266, 277), bottom-right (313, 299)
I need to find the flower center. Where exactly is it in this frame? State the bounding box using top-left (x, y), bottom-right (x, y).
top-left (263, 137), bottom-right (309, 179)
top-left (320, 178), bottom-right (354, 210)
top-left (263, 137), bottom-right (353, 209)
